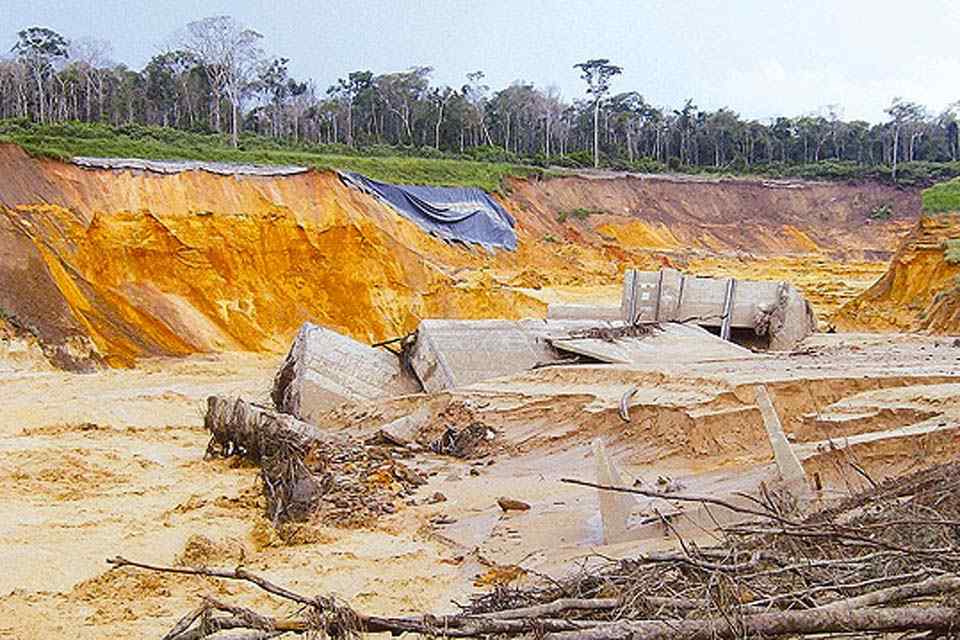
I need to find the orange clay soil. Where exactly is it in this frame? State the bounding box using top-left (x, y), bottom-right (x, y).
top-left (0, 143), bottom-right (921, 367)
top-left (834, 213), bottom-right (960, 333)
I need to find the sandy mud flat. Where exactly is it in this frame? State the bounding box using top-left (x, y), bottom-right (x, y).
top-left (2, 332), bottom-right (959, 639)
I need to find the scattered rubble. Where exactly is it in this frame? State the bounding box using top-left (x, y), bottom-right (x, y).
top-left (430, 423), bottom-right (497, 458)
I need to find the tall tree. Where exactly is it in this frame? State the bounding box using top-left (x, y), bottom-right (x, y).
top-left (255, 57), bottom-right (292, 137)
top-left (573, 58), bottom-right (622, 168)
top-left (463, 71), bottom-right (493, 147)
top-left (330, 70), bottom-right (374, 146)
top-left (886, 98), bottom-right (925, 181)
top-left (431, 86), bottom-right (455, 150)
top-left (11, 27), bottom-right (69, 123)
top-left (180, 15), bottom-right (262, 147)
top-left (69, 37), bottom-right (112, 121)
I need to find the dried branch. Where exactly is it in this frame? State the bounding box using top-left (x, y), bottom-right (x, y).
top-left (560, 477), bottom-right (802, 526)
top-left (543, 606), bottom-right (960, 640)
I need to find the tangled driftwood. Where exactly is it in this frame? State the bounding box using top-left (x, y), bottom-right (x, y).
top-left (111, 461), bottom-right (960, 639)
top-left (204, 396), bottom-right (425, 526)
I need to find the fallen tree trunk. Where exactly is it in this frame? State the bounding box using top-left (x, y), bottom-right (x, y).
top-left (205, 396), bottom-right (330, 522)
top-left (205, 395), bottom-right (323, 460)
top-left (111, 555), bottom-right (960, 640)
top-left (544, 606), bottom-right (960, 640)
top-left (816, 574), bottom-right (960, 611)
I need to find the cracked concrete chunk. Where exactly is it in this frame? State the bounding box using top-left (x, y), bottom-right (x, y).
top-left (406, 319), bottom-right (564, 392)
top-left (272, 323), bottom-right (420, 422)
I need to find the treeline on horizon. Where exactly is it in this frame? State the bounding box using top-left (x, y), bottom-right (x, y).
top-left (4, 16), bottom-right (960, 187)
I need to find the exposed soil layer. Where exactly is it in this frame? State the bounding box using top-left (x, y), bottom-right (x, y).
top-left (835, 213), bottom-right (960, 332)
top-left (0, 144), bottom-right (920, 368)
top-left (505, 173), bottom-right (919, 260)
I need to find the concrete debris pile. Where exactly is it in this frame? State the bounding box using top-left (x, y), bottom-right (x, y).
top-left (405, 317), bottom-right (752, 393)
top-left (203, 268), bottom-right (818, 528)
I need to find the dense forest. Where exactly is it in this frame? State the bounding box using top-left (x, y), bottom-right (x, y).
top-left (2, 17), bottom-right (960, 183)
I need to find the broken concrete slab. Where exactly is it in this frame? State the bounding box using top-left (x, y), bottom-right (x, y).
top-left (407, 318), bottom-right (650, 391)
top-left (405, 319), bottom-right (565, 392)
top-left (548, 322), bottom-right (752, 367)
top-left (406, 318), bottom-right (755, 392)
top-left (593, 439), bottom-right (637, 545)
top-left (621, 268), bottom-right (816, 350)
top-left (755, 386), bottom-right (809, 489)
top-left (272, 323), bottom-right (420, 423)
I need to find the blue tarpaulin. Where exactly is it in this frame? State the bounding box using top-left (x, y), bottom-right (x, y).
top-left (340, 172), bottom-right (517, 251)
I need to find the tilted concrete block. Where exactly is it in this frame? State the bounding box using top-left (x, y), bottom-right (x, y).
top-left (272, 323), bottom-right (420, 423)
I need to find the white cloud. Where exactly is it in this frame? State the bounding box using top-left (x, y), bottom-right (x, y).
top-left (713, 55), bottom-right (960, 123)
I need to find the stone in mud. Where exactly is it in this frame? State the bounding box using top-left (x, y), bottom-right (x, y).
top-left (377, 406), bottom-right (431, 447)
top-left (497, 497), bottom-right (531, 512)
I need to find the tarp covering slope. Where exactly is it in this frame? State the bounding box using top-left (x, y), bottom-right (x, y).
top-left (341, 172), bottom-right (517, 250)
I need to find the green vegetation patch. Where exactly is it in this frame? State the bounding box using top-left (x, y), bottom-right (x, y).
top-left (944, 239), bottom-right (960, 265)
top-left (7, 119), bottom-right (960, 192)
top-left (868, 203), bottom-right (894, 220)
top-left (923, 178), bottom-right (960, 214)
top-left (0, 120), bottom-right (538, 192)
top-left (556, 207), bottom-right (607, 223)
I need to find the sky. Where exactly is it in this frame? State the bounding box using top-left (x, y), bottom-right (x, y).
top-left (2, 0), bottom-right (959, 123)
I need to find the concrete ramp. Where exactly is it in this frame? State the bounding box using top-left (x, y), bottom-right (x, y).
top-left (548, 322), bottom-right (751, 366)
top-left (272, 323), bottom-right (420, 423)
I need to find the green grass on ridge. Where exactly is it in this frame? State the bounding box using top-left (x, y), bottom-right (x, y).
top-left (0, 119), bottom-right (538, 192)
